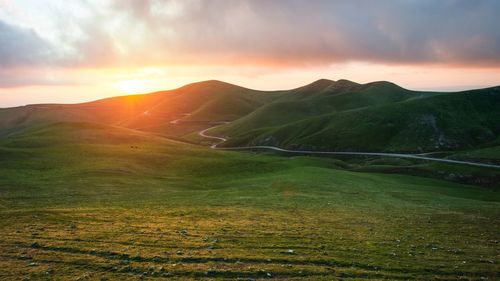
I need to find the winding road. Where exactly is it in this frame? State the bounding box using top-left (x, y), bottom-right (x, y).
top-left (199, 125), bottom-right (500, 169)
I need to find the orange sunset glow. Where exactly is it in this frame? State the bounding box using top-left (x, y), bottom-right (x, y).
top-left (1, 2), bottom-right (500, 280)
top-left (1, 0), bottom-right (500, 107)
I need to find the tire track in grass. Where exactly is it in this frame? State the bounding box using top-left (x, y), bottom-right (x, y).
top-left (10, 242), bottom-right (496, 279)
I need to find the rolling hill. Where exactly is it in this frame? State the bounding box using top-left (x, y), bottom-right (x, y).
top-left (1, 80), bottom-right (500, 279)
top-left (0, 80), bottom-right (281, 138)
top-left (1, 119), bottom-right (499, 280)
top-left (1, 79), bottom-right (499, 155)
top-left (214, 80), bottom-right (500, 153)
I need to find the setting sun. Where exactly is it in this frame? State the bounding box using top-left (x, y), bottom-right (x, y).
top-left (115, 79), bottom-right (152, 94)
top-left (1, 2), bottom-right (500, 280)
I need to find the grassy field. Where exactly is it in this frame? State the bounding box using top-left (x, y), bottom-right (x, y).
top-left (0, 122), bottom-right (499, 280)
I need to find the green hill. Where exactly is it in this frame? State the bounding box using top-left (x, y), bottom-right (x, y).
top-left (1, 79), bottom-right (499, 154)
top-left (1, 81), bottom-right (500, 279)
top-left (0, 121), bottom-right (499, 279)
top-left (0, 80), bottom-right (280, 138)
top-left (216, 82), bottom-right (500, 153)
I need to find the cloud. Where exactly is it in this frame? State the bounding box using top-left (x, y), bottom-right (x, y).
top-left (143, 0), bottom-right (500, 66)
top-left (2, 0), bottom-right (500, 71)
top-left (0, 67), bottom-right (84, 88)
top-left (0, 19), bottom-right (54, 67)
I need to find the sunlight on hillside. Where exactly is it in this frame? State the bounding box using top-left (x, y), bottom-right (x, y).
top-left (1, 1), bottom-right (499, 280)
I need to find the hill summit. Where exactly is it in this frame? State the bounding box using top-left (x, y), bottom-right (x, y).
top-left (1, 79), bottom-right (499, 153)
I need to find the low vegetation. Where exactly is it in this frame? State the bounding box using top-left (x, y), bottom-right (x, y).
top-left (0, 123), bottom-right (498, 280)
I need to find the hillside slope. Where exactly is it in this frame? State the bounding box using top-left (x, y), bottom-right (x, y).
top-left (0, 119), bottom-right (499, 279)
top-left (215, 80), bottom-right (433, 136)
top-left (216, 84), bottom-right (500, 153)
top-left (2, 79), bottom-right (499, 154)
top-left (0, 80), bottom-right (281, 138)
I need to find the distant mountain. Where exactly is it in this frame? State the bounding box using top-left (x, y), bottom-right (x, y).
top-left (1, 79), bottom-right (499, 153)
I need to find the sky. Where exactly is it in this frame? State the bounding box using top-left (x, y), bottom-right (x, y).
top-left (1, 0), bottom-right (500, 107)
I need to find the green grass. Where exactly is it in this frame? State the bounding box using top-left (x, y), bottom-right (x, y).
top-left (4, 79), bottom-right (500, 156)
top-left (218, 85), bottom-right (500, 153)
top-left (0, 122), bottom-right (499, 280)
top-left (451, 145), bottom-right (500, 162)
top-left (0, 80), bottom-right (281, 139)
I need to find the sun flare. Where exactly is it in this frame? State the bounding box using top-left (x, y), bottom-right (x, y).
top-left (115, 79), bottom-right (151, 94)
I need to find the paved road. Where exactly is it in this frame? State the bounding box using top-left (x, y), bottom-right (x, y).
top-left (199, 126), bottom-right (229, 149)
top-left (199, 126), bottom-right (500, 169)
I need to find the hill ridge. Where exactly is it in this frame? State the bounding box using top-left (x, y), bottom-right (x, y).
top-left (1, 79), bottom-right (499, 154)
